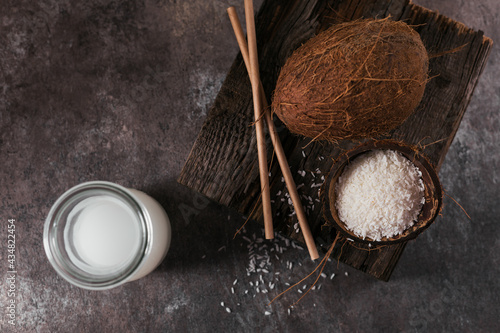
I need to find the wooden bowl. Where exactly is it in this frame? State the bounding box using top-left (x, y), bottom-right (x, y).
top-left (322, 140), bottom-right (443, 245)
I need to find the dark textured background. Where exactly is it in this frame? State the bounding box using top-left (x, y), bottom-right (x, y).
top-left (0, 0), bottom-right (498, 332)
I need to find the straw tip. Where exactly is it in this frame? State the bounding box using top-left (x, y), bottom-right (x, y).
top-left (265, 231), bottom-right (275, 240)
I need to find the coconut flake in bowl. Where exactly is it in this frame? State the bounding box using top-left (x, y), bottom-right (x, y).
top-left (322, 140), bottom-right (443, 245)
top-left (335, 149), bottom-right (425, 241)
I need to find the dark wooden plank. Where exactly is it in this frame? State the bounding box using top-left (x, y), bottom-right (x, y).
top-left (178, 0), bottom-right (492, 281)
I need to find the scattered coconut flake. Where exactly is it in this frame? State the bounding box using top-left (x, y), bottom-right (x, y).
top-left (229, 224), bottom-right (340, 303)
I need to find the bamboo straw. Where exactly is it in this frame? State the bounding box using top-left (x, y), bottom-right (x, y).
top-left (227, 6), bottom-right (319, 260)
top-left (243, 0), bottom-right (273, 239)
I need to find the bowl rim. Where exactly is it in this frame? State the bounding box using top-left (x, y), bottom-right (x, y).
top-left (322, 139), bottom-right (443, 245)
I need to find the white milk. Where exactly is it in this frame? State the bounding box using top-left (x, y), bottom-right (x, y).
top-left (127, 189), bottom-right (171, 280)
top-left (70, 196), bottom-right (142, 269)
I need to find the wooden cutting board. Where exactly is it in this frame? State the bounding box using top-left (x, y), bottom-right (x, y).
top-left (178, 0), bottom-right (492, 281)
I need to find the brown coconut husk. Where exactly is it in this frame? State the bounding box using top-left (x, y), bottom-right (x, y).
top-left (272, 18), bottom-right (429, 142)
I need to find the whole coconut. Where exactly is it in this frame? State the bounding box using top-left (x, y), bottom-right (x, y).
top-left (272, 19), bottom-right (429, 142)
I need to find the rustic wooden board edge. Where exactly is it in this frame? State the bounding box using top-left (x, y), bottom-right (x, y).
top-left (406, 1), bottom-right (494, 172)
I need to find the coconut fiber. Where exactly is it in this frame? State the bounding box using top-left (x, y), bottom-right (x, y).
top-left (272, 18), bottom-right (429, 142)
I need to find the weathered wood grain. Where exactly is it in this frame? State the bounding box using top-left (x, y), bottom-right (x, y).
top-left (178, 0), bottom-right (492, 280)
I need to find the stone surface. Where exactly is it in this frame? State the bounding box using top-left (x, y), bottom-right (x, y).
top-left (0, 0), bottom-right (498, 332)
